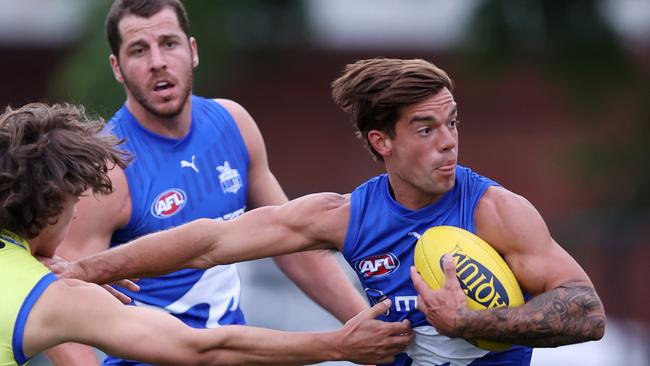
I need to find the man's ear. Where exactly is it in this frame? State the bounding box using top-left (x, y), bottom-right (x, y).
top-left (368, 130), bottom-right (392, 158)
top-left (190, 37), bottom-right (199, 68)
top-left (109, 54), bottom-right (124, 84)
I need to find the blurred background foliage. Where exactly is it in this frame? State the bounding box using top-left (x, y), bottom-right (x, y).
top-left (48, 0), bottom-right (308, 117)
top-left (48, 0), bottom-right (649, 245)
top-left (457, 0), bottom-right (650, 244)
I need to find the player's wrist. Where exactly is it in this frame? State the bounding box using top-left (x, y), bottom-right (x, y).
top-left (325, 330), bottom-right (346, 361)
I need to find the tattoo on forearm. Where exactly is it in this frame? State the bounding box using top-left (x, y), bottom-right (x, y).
top-left (465, 282), bottom-right (605, 347)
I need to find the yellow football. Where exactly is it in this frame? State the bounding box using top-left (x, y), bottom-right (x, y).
top-left (413, 226), bottom-right (524, 351)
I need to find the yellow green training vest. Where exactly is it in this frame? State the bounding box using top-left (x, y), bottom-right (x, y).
top-left (0, 229), bottom-right (58, 366)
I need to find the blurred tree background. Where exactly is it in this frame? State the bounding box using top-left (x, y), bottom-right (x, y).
top-left (48, 0), bottom-right (309, 117)
top-left (49, 0), bottom-right (649, 245)
top-left (459, 0), bottom-right (650, 247)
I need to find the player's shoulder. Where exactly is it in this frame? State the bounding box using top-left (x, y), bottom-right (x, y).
top-left (476, 186), bottom-right (549, 254)
top-left (212, 98), bottom-right (250, 121)
top-left (478, 186), bottom-right (536, 219)
top-left (46, 278), bottom-right (107, 298)
top-left (32, 279), bottom-right (112, 321)
top-left (23, 277), bottom-right (126, 354)
top-left (211, 98), bottom-right (260, 142)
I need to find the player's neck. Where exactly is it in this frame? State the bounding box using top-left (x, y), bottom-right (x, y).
top-left (26, 236), bottom-right (41, 256)
top-left (126, 98), bottom-right (192, 139)
top-left (386, 175), bottom-right (444, 211)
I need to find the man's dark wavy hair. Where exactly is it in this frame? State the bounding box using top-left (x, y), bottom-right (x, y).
top-left (0, 103), bottom-right (129, 239)
top-left (332, 58), bottom-right (453, 161)
top-left (106, 0), bottom-right (190, 58)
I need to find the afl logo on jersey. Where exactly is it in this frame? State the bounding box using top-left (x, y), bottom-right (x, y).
top-left (151, 188), bottom-right (187, 219)
top-left (356, 253), bottom-right (400, 278)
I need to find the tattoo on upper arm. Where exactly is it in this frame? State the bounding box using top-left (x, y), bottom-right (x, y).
top-left (468, 282), bottom-right (605, 347)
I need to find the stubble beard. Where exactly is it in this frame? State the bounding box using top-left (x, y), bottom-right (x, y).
top-left (122, 66), bottom-right (193, 119)
top-left (426, 171), bottom-right (456, 197)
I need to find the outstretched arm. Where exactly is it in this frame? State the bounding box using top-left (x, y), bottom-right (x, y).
top-left (61, 193), bottom-right (348, 285)
top-left (26, 279), bottom-right (412, 365)
top-left (412, 186), bottom-right (605, 347)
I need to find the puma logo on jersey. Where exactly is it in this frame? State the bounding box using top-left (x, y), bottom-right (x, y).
top-left (151, 188), bottom-right (187, 218)
top-left (180, 155), bottom-right (199, 173)
top-left (356, 253), bottom-right (400, 277)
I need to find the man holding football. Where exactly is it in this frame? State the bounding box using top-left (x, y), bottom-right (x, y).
top-left (55, 57), bottom-right (606, 366)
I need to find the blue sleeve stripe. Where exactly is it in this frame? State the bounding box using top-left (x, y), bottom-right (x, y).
top-left (12, 272), bottom-right (59, 364)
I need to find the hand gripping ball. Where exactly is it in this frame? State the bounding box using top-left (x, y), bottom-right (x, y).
top-left (414, 226), bottom-right (524, 351)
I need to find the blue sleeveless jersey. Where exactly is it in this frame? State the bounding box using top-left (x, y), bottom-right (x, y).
top-left (343, 166), bottom-right (533, 366)
top-left (104, 96), bottom-right (248, 366)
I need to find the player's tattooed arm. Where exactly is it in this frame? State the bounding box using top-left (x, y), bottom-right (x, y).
top-left (462, 186), bottom-right (607, 347)
top-left (457, 281), bottom-right (606, 347)
top-left (412, 258), bottom-right (605, 348)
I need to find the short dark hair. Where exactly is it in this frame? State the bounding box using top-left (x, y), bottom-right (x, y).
top-left (0, 103), bottom-right (129, 239)
top-left (332, 58), bottom-right (453, 160)
top-left (106, 0), bottom-right (190, 58)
